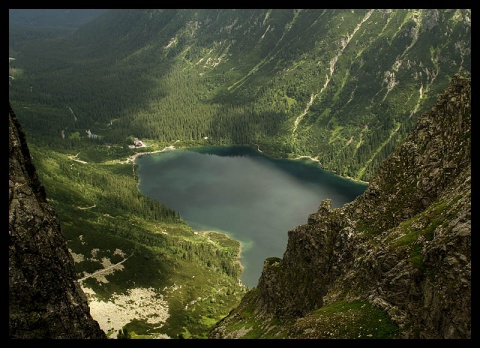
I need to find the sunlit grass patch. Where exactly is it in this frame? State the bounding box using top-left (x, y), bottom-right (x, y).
top-left (292, 300), bottom-right (400, 339)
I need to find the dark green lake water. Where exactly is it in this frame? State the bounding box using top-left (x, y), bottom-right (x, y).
top-left (135, 146), bottom-right (367, 287)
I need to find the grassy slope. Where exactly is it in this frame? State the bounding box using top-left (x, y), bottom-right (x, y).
top-left (27, 142), bottom-right (247, 339)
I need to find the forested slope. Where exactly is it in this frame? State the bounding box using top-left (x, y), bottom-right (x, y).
top-left (9, 9), bottom-right (470, 181)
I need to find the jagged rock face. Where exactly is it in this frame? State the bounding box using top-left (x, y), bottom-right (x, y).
top-left (9, 104), bottom-right (106, 339)
top-left (209, 75), bottom-right (471, 339)
top-left (351, 75), bottom-right (471, 234)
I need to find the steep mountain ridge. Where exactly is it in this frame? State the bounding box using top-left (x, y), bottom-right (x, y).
top-left (9, 103), bottom-right (107, 339)
top-left (209, 74), bottom-right (471, 339)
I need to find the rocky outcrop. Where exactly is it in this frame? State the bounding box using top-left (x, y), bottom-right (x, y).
top-left (209, 74), bottom-right (471, 339)
top-left (9, 103), bottom-right (107, 339)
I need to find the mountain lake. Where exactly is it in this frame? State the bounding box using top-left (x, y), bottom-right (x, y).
top-left (135, 146), bottom-right (367, 287)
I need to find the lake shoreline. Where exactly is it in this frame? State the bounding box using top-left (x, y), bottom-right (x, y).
top-left (196, 230), bottom-right (246, 288)
top-left (128, 143), bottom-right (369, 186)
top-left (128, 145), bottom-right (176, 163)
top-left (291, 155), bottom-right (369, 185)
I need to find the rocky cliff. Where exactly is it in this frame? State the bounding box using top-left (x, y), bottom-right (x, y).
top-left (209, 74), bottom-right (471, 339)
top-left (9, 103), bottom-right (107, 339)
